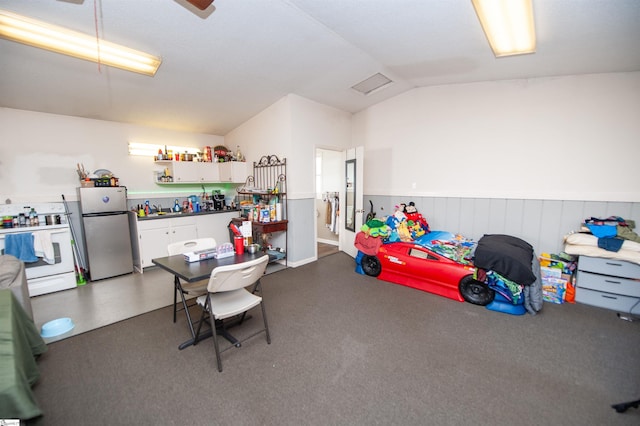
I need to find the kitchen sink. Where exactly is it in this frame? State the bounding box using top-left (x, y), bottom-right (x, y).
top-left (141, 210), bottom-right (181, 218)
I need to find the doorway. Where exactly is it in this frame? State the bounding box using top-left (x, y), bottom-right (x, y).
top-left (315, 148), bottom-right (341, 258)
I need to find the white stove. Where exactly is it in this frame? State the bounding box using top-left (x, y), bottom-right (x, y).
top-left (0, 202), bottom-right (77, 296)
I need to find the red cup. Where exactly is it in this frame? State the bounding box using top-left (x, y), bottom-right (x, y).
top-left (234, 236), bottom-right (244, 254)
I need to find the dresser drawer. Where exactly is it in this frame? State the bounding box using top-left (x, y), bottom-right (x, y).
top-left (575, 287), bottom-right (640, 312)
top-left (576, 270), bottom-right (640, 297)
top-left (578, 256), bottom-right (640, 279)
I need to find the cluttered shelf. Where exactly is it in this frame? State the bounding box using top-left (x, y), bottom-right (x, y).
top-left (234, 155), bottom-right (287, 266)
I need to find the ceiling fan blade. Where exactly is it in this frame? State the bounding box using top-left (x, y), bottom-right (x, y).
top-left (186, 0), bottom-right (214, 10)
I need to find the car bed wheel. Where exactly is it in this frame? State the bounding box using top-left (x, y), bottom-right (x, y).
top-left (459, 276), bottom-right (495, 306)
top-left (361, 255), bottom-right (382, 277)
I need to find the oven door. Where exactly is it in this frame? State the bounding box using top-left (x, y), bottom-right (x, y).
top-left (0, 228), bottom-right (75, 279)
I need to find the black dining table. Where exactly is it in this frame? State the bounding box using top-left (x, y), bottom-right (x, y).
top-left (152, 252), bottom-right (268, 350)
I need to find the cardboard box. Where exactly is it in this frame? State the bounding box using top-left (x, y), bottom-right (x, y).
top-left (542, 277), bottom-right (567, 304)
top-left (184, 248), bottom-right (217, 263)
top-left (540, 266), bottom-right (562, 279)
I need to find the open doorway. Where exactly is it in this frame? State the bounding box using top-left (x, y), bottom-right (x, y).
top-left (315, 148), bottom-right (341, 258)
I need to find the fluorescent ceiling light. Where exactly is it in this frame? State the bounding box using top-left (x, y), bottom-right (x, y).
top-left (0, 9), bottom-right (161, 76)
top-left (471, 0), bottom-right (536, 57)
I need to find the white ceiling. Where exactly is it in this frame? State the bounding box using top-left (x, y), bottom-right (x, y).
top-left (1, 0), bottom-right (639, 135)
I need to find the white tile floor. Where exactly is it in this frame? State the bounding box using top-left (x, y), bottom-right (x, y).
top-left (31, 267), bottom-right (176, 344)
top-left (31, 261), bottom-right (288, 344)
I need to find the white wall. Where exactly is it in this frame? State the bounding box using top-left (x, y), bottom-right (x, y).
top-left (226, 94), bottom-right (351, 265)
top-left (319, 149), bottom-right (342, 195)
top-left (6, 72), bottom-right (635, 262)
top-left (0, 107), bottom-right (224, 203)
top-left (290, 94), bottom-right (352, 197)
top-left (224, 96), bottom-right (292, 178)
top-left (353, 72), bottom-right (640, 202)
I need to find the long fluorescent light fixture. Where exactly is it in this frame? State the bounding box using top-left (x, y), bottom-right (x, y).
top-left (0, 9), bottom-right (161, 76)
top-left (471, 0), bottom-right (536, 57)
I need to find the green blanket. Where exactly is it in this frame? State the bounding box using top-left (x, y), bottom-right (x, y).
top-left (0, 289), bottom-right (47, 420)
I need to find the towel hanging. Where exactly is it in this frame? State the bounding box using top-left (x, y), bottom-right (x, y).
top-left (33, 230), bottom-right (55, 265)
top-left (4, 233), bottom-right (38, 263)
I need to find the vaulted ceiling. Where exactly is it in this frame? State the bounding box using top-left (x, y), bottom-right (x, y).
top-left (1, 0), bottom-right (639, 135)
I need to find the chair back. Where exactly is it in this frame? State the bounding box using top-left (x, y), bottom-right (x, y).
top-left (168, 238), bottom-right (217, 255)
top-left (207, 255), bottom-right (268, 293)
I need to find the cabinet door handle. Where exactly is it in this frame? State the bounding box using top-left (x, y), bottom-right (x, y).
top-left (604, 280), bottom-right (621, 285)
top-left (601, 295), bottom-right (618, 300)
top-left (605, 262), bottom-right (622, 267)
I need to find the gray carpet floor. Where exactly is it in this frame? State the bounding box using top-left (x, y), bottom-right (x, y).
top-left (29, 253), bottom-right (640, 425)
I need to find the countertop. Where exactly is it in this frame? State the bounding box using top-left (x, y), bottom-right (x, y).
top-left (135, 209), bottom-right (240, 221)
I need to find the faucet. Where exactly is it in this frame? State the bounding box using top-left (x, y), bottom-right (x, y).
top-left (153, 204), bottom-right (163, 213)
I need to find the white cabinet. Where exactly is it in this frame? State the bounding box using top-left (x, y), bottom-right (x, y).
top-left (134, 213), bottom-right (241, 270)
top-left (195, 211), bottom-right (240, 245)
top-left (218, 162), bottom-right (247, 183)
top-left (195, 162), bottom-right (220, 182)
top-left (171, 162), bottom-right (199, 182)
top-left (137, 216), bottom-right (197, 268)
top-left (156, 160), bottom-right (220, 183)
top-left (575, 256), bottom-right (640, 315)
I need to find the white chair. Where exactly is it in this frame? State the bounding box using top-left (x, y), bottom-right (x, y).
top-left (193, 255), bottom-right (270, 372)
top-left (167, 238), bottom-right (216, 339)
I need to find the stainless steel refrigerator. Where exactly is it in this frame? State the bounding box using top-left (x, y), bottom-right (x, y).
top-left (78, 186), bottom-right (133, 281)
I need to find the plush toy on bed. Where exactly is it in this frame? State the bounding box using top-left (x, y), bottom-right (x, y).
top-left (361, 219), bottom-right (391, 239)
top-left (385, 206), bottom-right (410, 242)
top-left (404, 201), bottom-right (430, 235)
top-left (408, 220), bottom-right (426, 239)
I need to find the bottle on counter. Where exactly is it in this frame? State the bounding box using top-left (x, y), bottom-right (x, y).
top-left (173, 199), bottom-right (181, 213)
top-left (29, 208), bottom-right (38, 226)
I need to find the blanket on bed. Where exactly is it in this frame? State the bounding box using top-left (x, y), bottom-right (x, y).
top-left (564, 232), bottom-right (640, 265)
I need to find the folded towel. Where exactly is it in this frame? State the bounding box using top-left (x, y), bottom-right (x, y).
top-left (33, 230), bottom-right (55, 264)
top-left (586, 223), bottom-right (617, 238)
top-left (4, 233), bottom-right (38, 263)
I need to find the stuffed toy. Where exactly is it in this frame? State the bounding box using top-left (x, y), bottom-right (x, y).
top-left (396, 221), bottom-right (412, 242)
top-left (404, 201), bottom-right (430, 234)
top-left (360, 219), bottom-right (391, 239)
top-left (408, 220), bottom-right (426, 239)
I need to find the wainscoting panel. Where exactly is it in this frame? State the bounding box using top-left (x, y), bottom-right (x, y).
top-left (364, 195), bottom-right (640, 255)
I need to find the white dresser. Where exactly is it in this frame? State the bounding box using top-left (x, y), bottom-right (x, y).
top-left (575, 256), bottom-right (640, 315)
